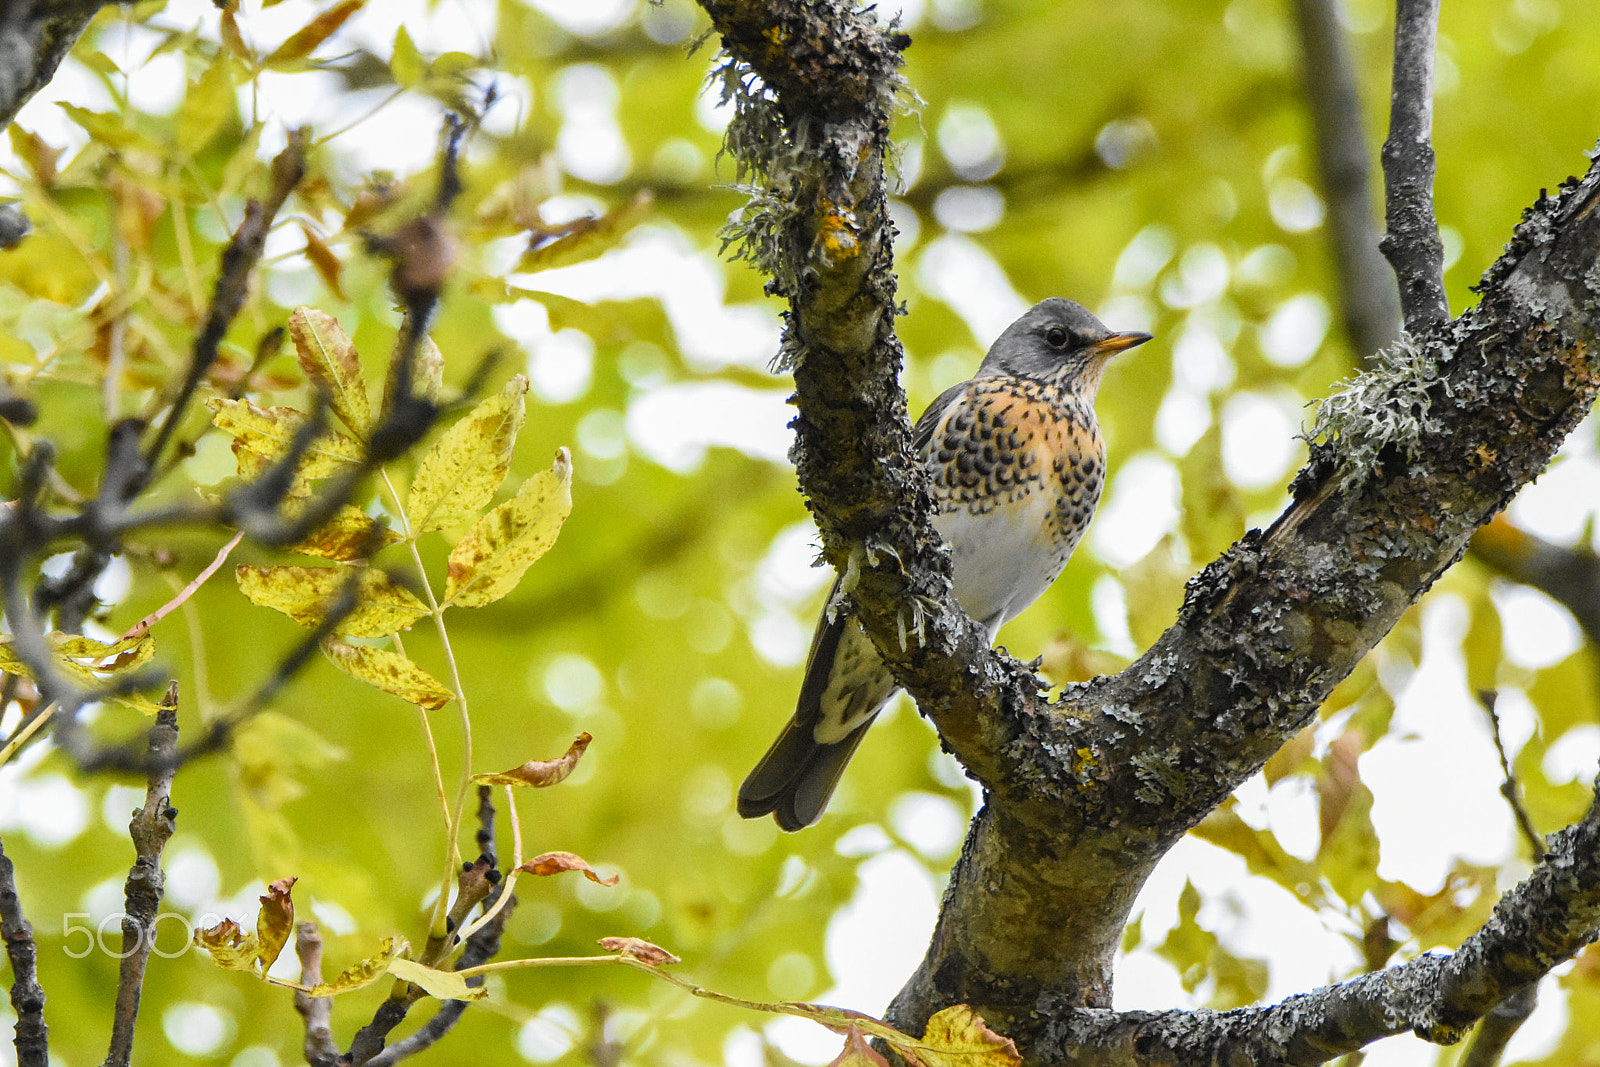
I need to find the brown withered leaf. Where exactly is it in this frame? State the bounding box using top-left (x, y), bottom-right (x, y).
top-left (827, 1025), bottom-right (892, 1067)
top-left (597, 936), bottom-right (680, 966)
top-left (518, 851), bottom-right (618, 886)
top-left (256, 876), bottom-right (297, 973)
top-left (300, 226), bottom-right (347, 300)
top-left (471, 732), bottom-right (590, 787)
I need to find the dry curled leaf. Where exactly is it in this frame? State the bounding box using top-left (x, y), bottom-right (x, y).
top-left (471, 732), bottom-right (590, 787)
top-left (519, 851), bottom-right (618, 886)
top-left (597, 936), bottom-right (680, 966)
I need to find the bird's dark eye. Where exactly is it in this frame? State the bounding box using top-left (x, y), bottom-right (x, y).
top-left (1045, 326), bottom-right (1069, 348)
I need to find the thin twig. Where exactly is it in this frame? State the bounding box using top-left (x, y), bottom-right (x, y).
top-left (1290, 0), bottom-right (1400, 359)
top-left (104, 683), bottom-right (181, 1067)
top-left (1459, 983), bottom-right (1538, 1067)
top-left (143, 131), bottom-right (308, 473)
top-left (1477, 691), bottom-right (1547, 860)
top-left (1379, 0), bottom-right (1450, 331)
top-left (120, 531), bottom-right (244, 642)
top-left (0, 834), bottom-right (48, 1067)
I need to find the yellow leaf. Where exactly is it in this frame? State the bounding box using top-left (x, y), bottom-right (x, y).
top-left (284, 505), bottom-right (399, 562)
top-left (0, 633), bottom-right (155, 687)
top-left (306, 937), bottom-right (407, 997)
top-left (177, 53), bottom-right (237, 155)
top-left (444, 448), bottom-right (572, 608)
top-left (388, 958), bottom-right (487, 1001)
top-left (289, 307), bottom-right (369, 437)
top-left (902, 1005), bottom-right (1020, 1067)
top-left (235, 566), bottom-right (428, 637)
top-left (193, 918), bottom-right (261, 971)
top-left (405, 377), bottom-right (528, 533)
top-left (321, 637), bottom-right (453, 709)
top-left (256, 877), bottom-right (297, 974)
top-left (471, 732), bottom-right (590, 787)
top-left (208, 397), bottom-right (363, 480)
top-left (264, 0), bottom-right (366, 66)
top-left (390, 25), bottom-right (425, 87)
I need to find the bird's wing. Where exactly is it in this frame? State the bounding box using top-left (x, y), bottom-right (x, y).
top-left (911, 379), bottom-right (978, 458)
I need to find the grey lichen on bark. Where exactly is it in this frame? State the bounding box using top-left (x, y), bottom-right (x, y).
top-left (702, 0), bottom-right (1600, 1061)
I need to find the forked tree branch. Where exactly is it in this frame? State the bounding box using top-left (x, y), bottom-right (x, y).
top-left (702, 0), bottom-right (1600, 1061)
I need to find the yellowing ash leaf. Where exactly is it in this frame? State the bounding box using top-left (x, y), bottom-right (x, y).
top-left (903, 1005), bottom-right (1020, 1067)
top-left (322, 637), bottom-right (453, 709)
top-left (235, 565), bottom-right (428, 637)
top-left (471, 732), bottom-right (590, 787)
top-left (444, 448), bottom-right (572, 608)
top-left (406, 376), bottom-right (528, 533)
top-left (306, 936), bottom-right (407, 997)
top-left (289, 307), bottom-right (370, 437)
top-left (208, 397), bottom-right (363, 481)
top-left (193, 918), bottom-right (261, 971)
top-left (388, 958), bottom-right (487, 1001)
top-left (285, 505), bottom-right (399, 562)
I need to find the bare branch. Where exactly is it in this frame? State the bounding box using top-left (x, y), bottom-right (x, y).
top-left (103, 683), bottom-right (181, 1067)
top-left (1031, 780), bottom-right (1600, 1063)
top-left (1471, 516), bottom-right (1600, 650)
top-left (293, 923), bottom-right (339, 1067)
top-left (1379, 0), bottom-right (1450, 331)
top-left (1476, 690), bottom-right (1546, 862)
top-left (1291, 0), bottom-right (1401, 357)
top-left (1458, 984), bottom-right (1538, 1067)
top-left (0, 835), bottom-right (48, 1067)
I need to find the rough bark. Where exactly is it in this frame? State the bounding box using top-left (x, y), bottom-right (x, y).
top-left (703, 1), bottom-right (1600, 1062)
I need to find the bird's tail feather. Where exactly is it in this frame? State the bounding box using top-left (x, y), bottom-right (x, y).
top-left (737, 714), bottom-right (874, 832)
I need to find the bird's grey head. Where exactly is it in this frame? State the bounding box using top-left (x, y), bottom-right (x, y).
top-left (978, 297), bottom-right (1152, 397)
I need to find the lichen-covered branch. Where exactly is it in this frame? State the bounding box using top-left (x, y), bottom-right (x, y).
top-left (104, 684), bottom-right (180, 1067)
top-left (1380, 0), bottom-right (1450, 330)
top-left (0, 835), bottom-right (47, 1067)
top-left (1291, 0), bottom-right (1400, 358)
top-left (1030, 778), bottom-right (1600, 1065)
top-left (708, 4), bottom-right (1600, 1063)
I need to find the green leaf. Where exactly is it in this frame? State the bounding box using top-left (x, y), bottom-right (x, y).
top-left (390, 25), bottom-right (425, 88)
top-left (444, 447), bottom-right (573, 607)
top-left (516, 190), bottom-right (654, 274)
top-left (405, 376), bottom-right (528, 534)
top-left (388, 958), bottom-right (487, 1001)
top-left (177, 53), bottom-right (238, 155)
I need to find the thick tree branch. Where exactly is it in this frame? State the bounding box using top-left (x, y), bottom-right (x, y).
top-left (710, 0), bottom-right (1600, 1059)
top-left (1030, 778), bottom-right (1600, 1064)
top-left (1471, 516), bottom-right (1600, 650)
top-left (1380, 0), bottom-right (1450, 330)
top-left (1291, 0), bottom-right (1401, 358)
